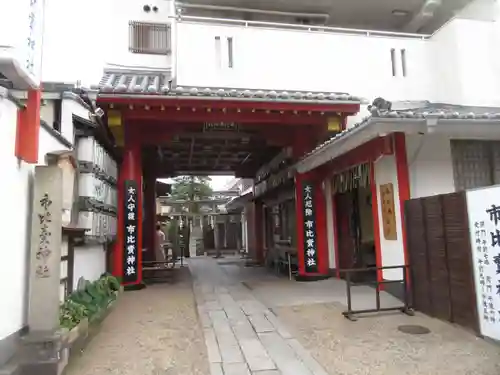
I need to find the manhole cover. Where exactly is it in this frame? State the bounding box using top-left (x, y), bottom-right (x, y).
top-left (397, 325), bottom-right (431, 335)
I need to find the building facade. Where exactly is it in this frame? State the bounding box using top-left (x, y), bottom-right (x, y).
top-left (2, 0), bottom-right (500, 371)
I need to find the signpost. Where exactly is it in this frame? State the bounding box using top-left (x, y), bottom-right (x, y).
top-left (466, 185), bottom-right (500, 341)
top-left (302, 181), bottom-right (318, 273)
top-left (123, 180), bottom-right (139, 284)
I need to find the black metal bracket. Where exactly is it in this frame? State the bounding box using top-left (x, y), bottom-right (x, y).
top-left (340, 264), bottom-right (414, 321)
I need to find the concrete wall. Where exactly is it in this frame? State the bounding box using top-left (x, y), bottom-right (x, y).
top-left (0, 93), bottom-right (71, 361)
top-left (406, 134), bottom-right (456, 199)
top-left (73, 244), bottom-right (107, 290)
top-left (0, 92), bottom-right (107, 366)
top-left (176, 22), bottom-right (431, 103)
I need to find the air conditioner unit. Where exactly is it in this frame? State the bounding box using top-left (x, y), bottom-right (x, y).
top-left (0, 0), bottom-right (45, 89)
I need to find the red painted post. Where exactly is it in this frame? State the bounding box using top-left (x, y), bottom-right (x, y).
top-left (313, 179), bottom-right (329, 275)
top-left (143, 174), bottom-right (157, 261)
top-left (394, 132), bottom-right (411, 283)
top-left (113, 124), bottom-right (143, 285)
top-left (370, 162), bottom-right (384, 284)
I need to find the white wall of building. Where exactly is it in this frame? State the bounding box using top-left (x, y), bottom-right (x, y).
top-left (324, 179), bottom-right (337, 270)
top-left (406, 134), bottom-right (456, 199)
top-left (41, 0), bottom-right (175, 86)
top-left (73, 245), bottom-right (106, 289)
top-left (0, 92), bottom-right (109, 344)
top-left (0, 93), bottom-right (71, 342)
top-left (176, 22), bottom-right (432, 103)
top-left (374, 155), bottom-right (405, 280)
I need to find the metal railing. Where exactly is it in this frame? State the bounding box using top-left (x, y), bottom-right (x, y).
top-left (340, 265), bottom-right (414, 321)
top-left (174, 15), bottom-right (431, 40)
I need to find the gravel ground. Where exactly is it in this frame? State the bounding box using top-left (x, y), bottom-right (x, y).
top-left (275, 302), bottom-right (500, 375)
top-left (66, 268), bottom-right (210, 375)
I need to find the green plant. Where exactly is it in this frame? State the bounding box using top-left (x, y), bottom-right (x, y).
top-left (59, 274), bottom-right (122, 329)
top-left (60, 299), bottom-right (88, 330)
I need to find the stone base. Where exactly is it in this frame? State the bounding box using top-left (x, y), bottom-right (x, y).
top-left (124, 282), bottom-right (146, 292)
top-left (18, 331), bottom-right (66, 375)
top-left (294, 274), bottom-right (330, 282)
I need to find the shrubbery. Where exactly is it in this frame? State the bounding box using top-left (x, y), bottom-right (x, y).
top-left (59, 273), bottom-right (121, 330)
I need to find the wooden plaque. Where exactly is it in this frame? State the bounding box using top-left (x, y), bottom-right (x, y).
top-left (379, 183), bottom-right (397, 241)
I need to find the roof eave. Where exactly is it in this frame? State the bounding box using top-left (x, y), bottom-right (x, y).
top-left (297, 117), bottom-right (500, 174)
top-left (97, 92), bottom-right (361, 107)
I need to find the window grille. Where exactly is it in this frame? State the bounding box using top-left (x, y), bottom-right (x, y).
top-left (129, 21), bottom-right (171, 55)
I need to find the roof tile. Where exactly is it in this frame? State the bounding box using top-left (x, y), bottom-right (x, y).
top-left (97, 69), bottom-right (361, 103)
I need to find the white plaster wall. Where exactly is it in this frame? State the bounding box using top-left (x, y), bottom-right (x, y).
top-left (60, 98), bottom-right (89, 145)
top-left (324, 179), bottom-right (337, 269)
top-left (431, 1), bottom-right (500, 106)
top-left (176, 22), bottom-right (432, 102)
top-left (374, 155), bottom-right (405, 280)
top-left (40, 101), bottom-right (54, 127)
top-left (406, 134), bottom-right (456, 199)
top-left (41, 0), bottom-right (175, 86)
top-left (72, 244), bottom-right (106, 289)
top-left (0, 95), bottom-right (71, 342)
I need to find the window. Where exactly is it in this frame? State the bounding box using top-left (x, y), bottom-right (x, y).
top-left (215, 36), bottom-right (222, 68)
top-left (227, 37), bottom-right (234, 68)
top-left (390, 48), bottom-right (396, 77)
top-left (129, 21), bottom-right (171, 55)
top-left (451, 140), bottom-right (500, 191)
top-left (401, 49), bottom-right (407, 77)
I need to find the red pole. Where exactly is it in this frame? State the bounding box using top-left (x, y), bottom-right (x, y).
top-left (113, 125), bottom-right (143, 285)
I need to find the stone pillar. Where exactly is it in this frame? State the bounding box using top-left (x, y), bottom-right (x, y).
top-left (113, 124), bottom-right (143, 287)
top-left (214, 215), bottom-right (221, 258)
top-left (143, 173), bottom-right (156, 262)
top-left (21, 165), bottom-right (64, 374)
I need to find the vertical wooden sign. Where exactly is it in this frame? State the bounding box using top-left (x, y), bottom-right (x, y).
top-left (302, 181), bottom-right (319, 273)
top-left (123, 180), bottom-right (139, 284)
top-left (380, 183), bottom-right (397, 241)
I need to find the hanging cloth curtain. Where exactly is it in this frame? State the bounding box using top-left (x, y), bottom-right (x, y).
top-left (332, 163), bottom-right (370, 194)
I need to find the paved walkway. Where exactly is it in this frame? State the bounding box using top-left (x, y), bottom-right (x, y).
top-left (66, 256), bottom-right (500, 375)
top-left (189, 257), bottom-right (328, 375)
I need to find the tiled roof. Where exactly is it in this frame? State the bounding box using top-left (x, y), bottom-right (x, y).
top-left (302, 101), bottom-right (500, 160)
top-left (99, 69), bottom-right (173, 94)
top-left (97, 68), bottom-right (362, 103)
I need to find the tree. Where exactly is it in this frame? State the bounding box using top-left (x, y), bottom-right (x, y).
top-left (170, 176), bottom-right (213, 258)
top-left (170, 176), bottom-right (213, 207)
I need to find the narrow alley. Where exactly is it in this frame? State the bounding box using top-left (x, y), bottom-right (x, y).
top-left (66, 256), bottom-right (500, 375)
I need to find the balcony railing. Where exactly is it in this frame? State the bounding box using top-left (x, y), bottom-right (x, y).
top-left (173, 15), bottom-right (431, 40)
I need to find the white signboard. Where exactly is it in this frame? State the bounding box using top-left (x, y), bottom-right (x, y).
top-left (0, 0), bottom-right (45, 88)
top-left (466, 186), bottom-right (500, 341)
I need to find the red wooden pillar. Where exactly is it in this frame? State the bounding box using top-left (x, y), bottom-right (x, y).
top-left (143, 173), bottom-right (157, 261)
top-left (113, 124), bottom-right (143, 285)
top-left (394, 132), bottom-right (411, 281)
top-left (370, 163), bottom-right (384, 284)
top-left (15, 88), bottom-right (41, 163)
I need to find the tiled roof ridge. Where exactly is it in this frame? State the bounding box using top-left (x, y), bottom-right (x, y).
top-left (96, 69), bottom-right (363, 102)
top-left (300, 99), bottom-right (500, 163)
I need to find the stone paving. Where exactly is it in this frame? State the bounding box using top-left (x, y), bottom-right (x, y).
top-left (189, 257), bottom-right (328, 375)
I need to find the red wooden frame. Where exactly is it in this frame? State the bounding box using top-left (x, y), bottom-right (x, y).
top-left (15, 89), bottom-right (41, 163)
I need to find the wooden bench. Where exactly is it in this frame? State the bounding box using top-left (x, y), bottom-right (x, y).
top-left (142, 257), bottom-right (176, 284)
